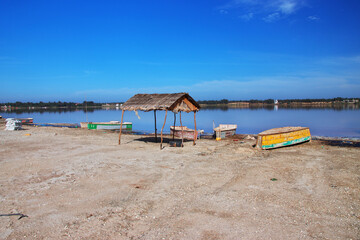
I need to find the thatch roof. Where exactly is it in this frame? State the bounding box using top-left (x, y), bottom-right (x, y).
top-left (121, 93), bottom-right (200, 113)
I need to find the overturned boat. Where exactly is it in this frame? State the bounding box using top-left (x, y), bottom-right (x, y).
top-left (256, 126), bottom-right (311, 149)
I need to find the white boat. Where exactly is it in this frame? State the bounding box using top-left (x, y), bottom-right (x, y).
top-left (214, 124), bottom-right (237, 140)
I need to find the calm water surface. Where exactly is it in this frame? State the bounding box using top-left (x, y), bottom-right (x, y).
top-left (2, 106), bottom-right (360, 137)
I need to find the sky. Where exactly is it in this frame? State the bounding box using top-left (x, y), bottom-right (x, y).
top-left (1, 0), bottom-right (360, 102)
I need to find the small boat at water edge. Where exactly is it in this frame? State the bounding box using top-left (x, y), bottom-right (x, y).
top-left (170, 126), bottom-right (201, 140)
top-left (81, 121), bottom-right (132, 130)
top-left (256, 126), bottom-right (311, 150)
top-left (31, 123), bottom-right (80, 128)
top-left (15, 118), bottom-right (33, 124)
top-left (214, 124), bottom-right (237, 140)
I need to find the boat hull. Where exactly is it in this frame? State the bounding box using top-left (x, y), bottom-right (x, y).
top-left (214, 124), bottom-right (237, 140)
top-left (257, 127), bottom-right (311, 149)
top-left (15, 118), bottom-right (33, 124)
top-left (31, 123), bottom-right (80, 128)
top-left (87, 122), bottom-right (132, 130)
top-left (215, 129), bottom-right (236, 140)
top-left (170, 126), bottom-right (199, 140)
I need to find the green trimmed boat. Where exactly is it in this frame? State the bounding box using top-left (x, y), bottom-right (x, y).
top-left (81, 121), bottom-right (132, 130)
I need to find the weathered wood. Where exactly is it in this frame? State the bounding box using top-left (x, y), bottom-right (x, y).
top-left (180, 111), bottom-right (184, 147)
top-left (119, 93), bottom-right (201, 147)
top-left (154, 110), bottom-right (157, 143)
top-left (257, 127), bottom-right (311, 149)
top-left (183, 98), bottom-right (198, 111)
top-left (118, 109), bottom-right (125, 145)
top-left (170, 126), bottom-right (197, 140)
top-left (160, 110), bottom-right (168, 150)
top-left (173, 112), bottom-right (176, 140)
top-left (193, 111), bottom-right (197, 145)
top-left (121, 93), bottom-right (200, 112)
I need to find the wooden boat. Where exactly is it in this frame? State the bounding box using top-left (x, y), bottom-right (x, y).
top-left (15, 118), bottom-right (33, 124)
top-left (32, 123), bottom-right (80, 128)
top-left (214, 124), bottom-right (237, 140)
top-left (170, 126), bottom-right (200, 140)
top-left (256, 126), bottom-right (311, 150)
top-left (80, 122), bottom-right (89, 128)
top-left (83, 121), bottom-right (132, 130)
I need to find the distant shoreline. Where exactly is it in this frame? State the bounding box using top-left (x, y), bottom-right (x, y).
top-left (200, 101), bottom-right (359, 108)
top-left (1, 102), bottom-right (360, 112)
top-left (1, 98), bottom-right (359, 111)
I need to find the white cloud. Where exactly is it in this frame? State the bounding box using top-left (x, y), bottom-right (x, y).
top-left (84, 70), bottom-right (99, 75)
top-left (219, 9), bottom-right (229, 14)
top-left (278, 0), bottom-right (297, 14)
top-left (240, 12), bottom-right (254, 21)
top-left (307, 16), bottom-right (320, 21)
top-left (318, 55), bottom-right (360, 65)
top-left (263, 12), bottom-right (280, 22)
top-left (0, 56), bottom-right (23, 65)
top-left (219, 0), bottom-right (259, 10)
top-left (75, 72), bottom-right (360, 101)
top-left (218, 0), bottom-right (306, 22)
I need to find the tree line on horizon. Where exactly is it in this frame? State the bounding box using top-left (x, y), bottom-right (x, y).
top-left (1, 97), bottom-right (359, 108)
top-left (198, 97), bottom-right (359, 104)
top-left (0, 101), bottom-right (103, 108)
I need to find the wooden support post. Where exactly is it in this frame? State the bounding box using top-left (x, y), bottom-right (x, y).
top-left (193, 111), bottom-right (197, 145)
top-left (160, 110), bottom-right (168, 150)
top-left (118, 109), bottom-right (125, 145)
top-left (154, 110), bottom-right (157, 143)
top-left (172, 112), bottom-right (176, 140)
top-left (180, 111), bottom-right (184, 147)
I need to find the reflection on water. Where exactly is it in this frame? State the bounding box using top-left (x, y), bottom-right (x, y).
top-left (200, 104), bottom-right (360, 111)
top-left (1, 105), bottom-right (360, 138)
top-left (0, 108), bottom-right (99, 114)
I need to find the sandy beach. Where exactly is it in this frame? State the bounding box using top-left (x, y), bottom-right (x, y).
top-left (0, 125), bottom-right (359, 239)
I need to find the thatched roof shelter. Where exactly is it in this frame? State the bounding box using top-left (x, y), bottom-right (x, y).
top-left (121, 93), bottom-right (200, 113)
top-left (118, 93), bottom-right (200, 149)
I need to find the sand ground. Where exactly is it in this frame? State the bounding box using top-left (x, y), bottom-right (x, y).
top-left (0, 126), bottom-right (359, 239)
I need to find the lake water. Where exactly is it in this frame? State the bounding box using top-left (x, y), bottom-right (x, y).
top-left (1, 106), bottom-right (360, 138)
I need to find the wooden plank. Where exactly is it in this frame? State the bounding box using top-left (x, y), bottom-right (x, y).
top-left (193, 111), bottom-right (197, 145)
top-left (180, 111), bottom-right (184, 147)
top-left (160, 110), bottom-right (168, 150)
top-left (183, 98), bottom-right (198, 111)
top-left (258, 127), bottom-right (309, 136)
top-left (262, 136), bottom-right (311, 149)
top-left (154, 110), bottom-right (157, 143)
top-left (173, 112), bottom-right (176, 140)
top-left (118, 109), bottom-right (124, 145)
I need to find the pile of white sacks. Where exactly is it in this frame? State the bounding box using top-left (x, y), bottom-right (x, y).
top-left (5, 118), bottom-right (22, 130)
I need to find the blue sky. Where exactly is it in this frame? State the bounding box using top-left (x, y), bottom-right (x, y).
top-left (1, 0), bottom-right (360, 102)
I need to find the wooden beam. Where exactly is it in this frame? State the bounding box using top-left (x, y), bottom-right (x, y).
top-left (118, 109), bottom-right (125, 145)
top-left (154, 110), bottom-right (157, 143)
top-left (183, 98), bottom-right (198, 111)
top-left (173, 112), bottom-right (176, 140)
top-left (180, 111), bottom-right (184, 147)
top-left (193, 111), bottom-right (197, 145)
top-left (160, 110), bottom-right (168, 150)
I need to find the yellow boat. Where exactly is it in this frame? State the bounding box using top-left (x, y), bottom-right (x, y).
top-left (256, 126), bottom-right (311, 149)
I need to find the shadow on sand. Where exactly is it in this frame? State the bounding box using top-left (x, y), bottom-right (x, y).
top-left (133, 136), bottom-right (192, 144)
